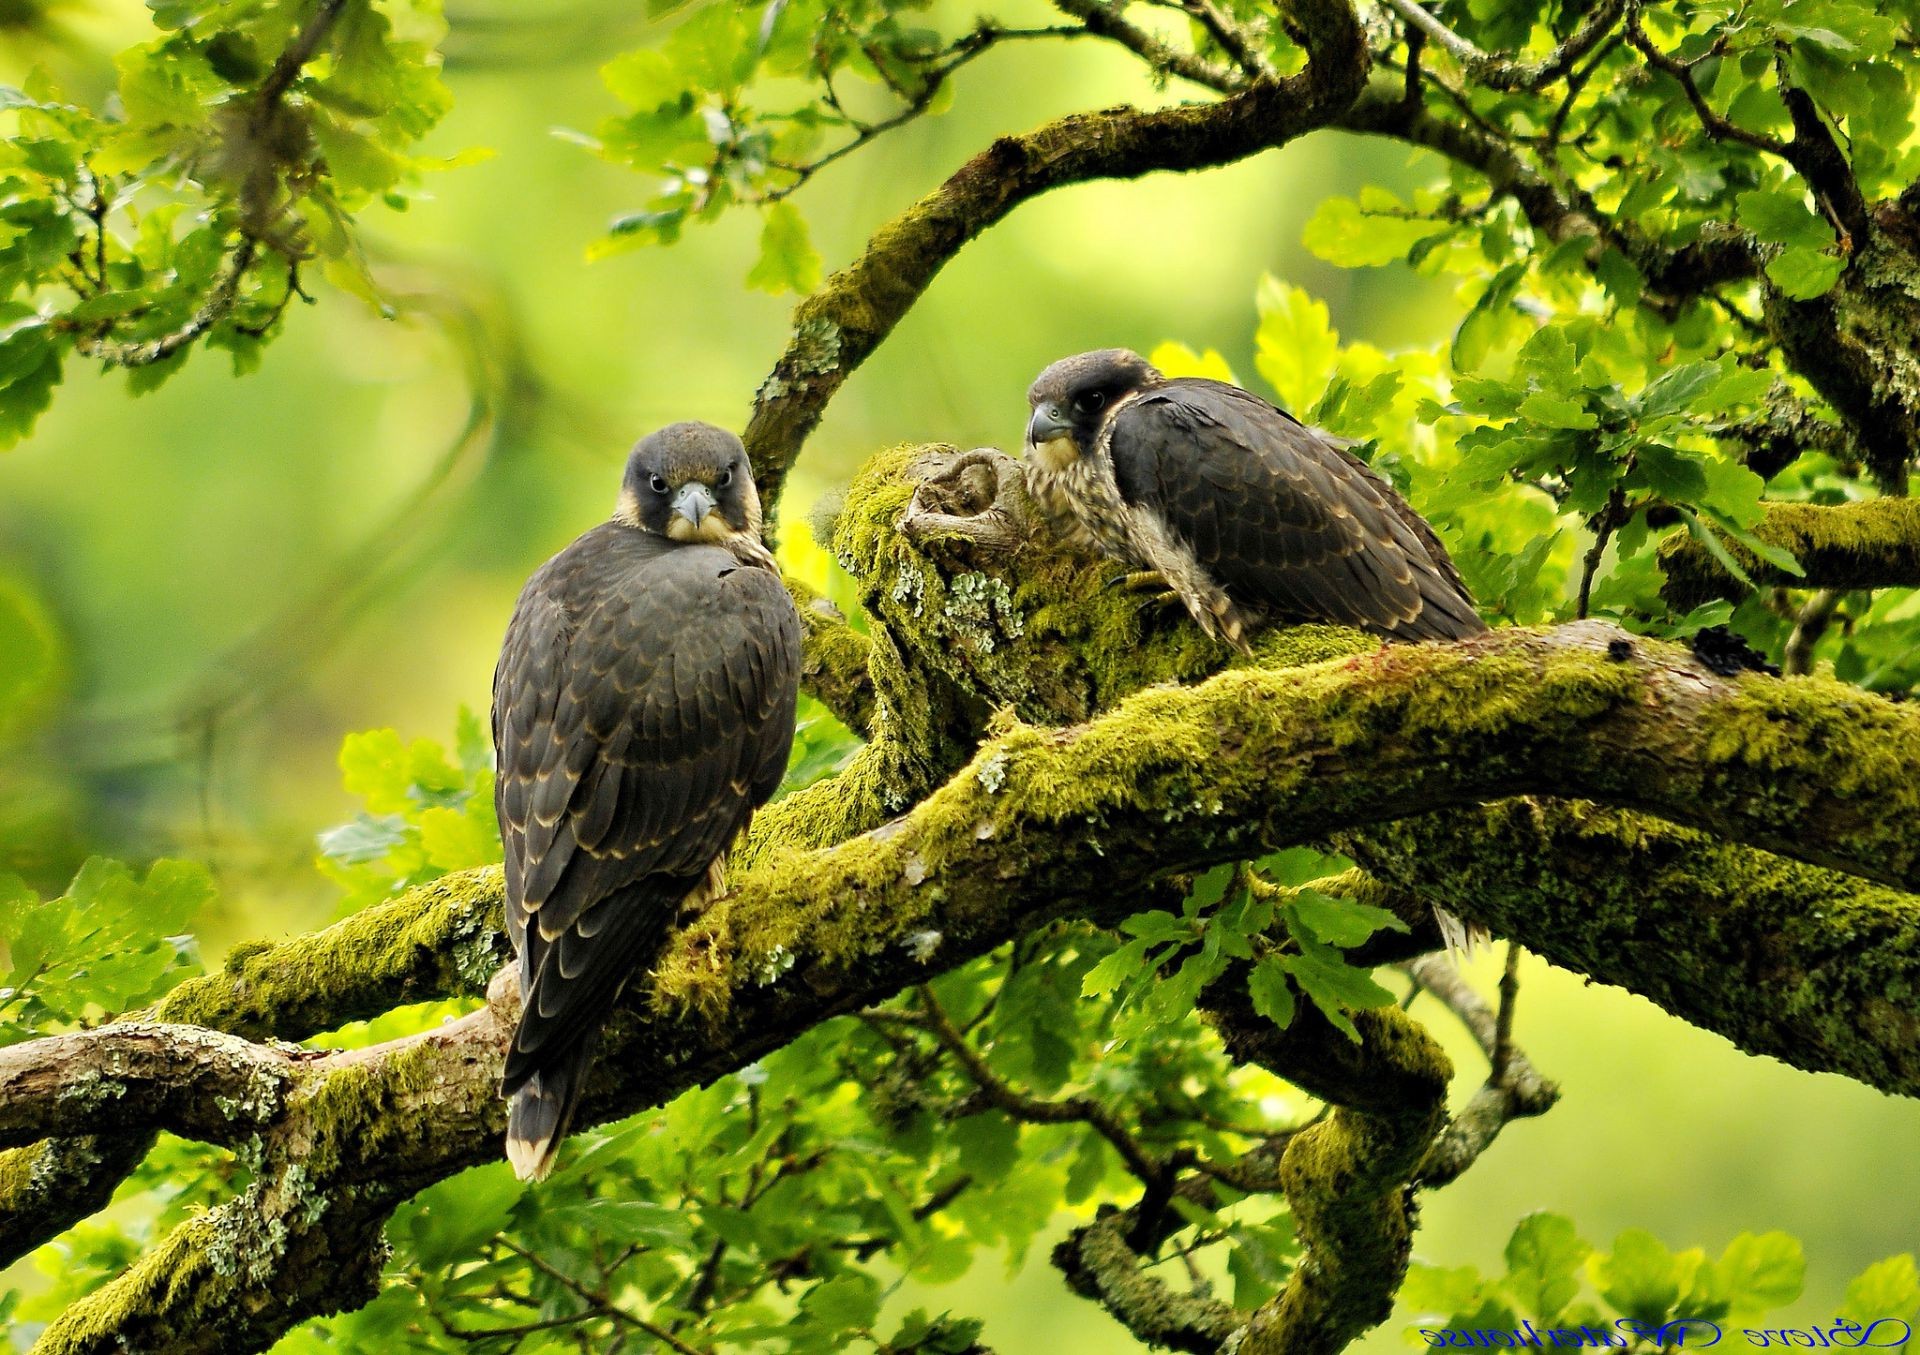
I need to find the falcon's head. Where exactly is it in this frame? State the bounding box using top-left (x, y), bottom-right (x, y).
top-left (1024, 349), bottom-right (1163, 472)
top-left (617, 422), bottom-right (765, 551)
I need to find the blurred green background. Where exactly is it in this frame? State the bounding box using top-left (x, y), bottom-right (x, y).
top-left (0, 1), bottom-right (1911, 1349)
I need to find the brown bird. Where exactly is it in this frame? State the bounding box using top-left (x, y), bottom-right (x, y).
top-left (1023, 349), bottom-right (1485, 648)
top-left (492, 422), bottom-right (800, 1181)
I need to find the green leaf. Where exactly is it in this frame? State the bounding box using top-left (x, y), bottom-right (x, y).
top-left (1081, 937), bottom-right (1150, 998)
top-left (1284, 890), bottom-right (1408, 947)
top-left (395, 1165), bottom-right (524, 1269)
top-left (1842, 1255), bottom-right (1920, 1323)
top-left (1278, 940), bottom-right (1394, 1043)
top-left (1246, 955), bottom-right (1295, 1029)
top-left (1713, 1231), bottom-right (1804, 1313)
top-left (1403, 1262), bottom-right (1491, 1322)
top-left (1675, 506), bottom-right (1755, 587)
top-left (1517, 391), bottom-right (1599, 430)
top-left (1302, 195), bottom-right (1448, 267)
top-left (1735, 187), bottom-right (1836, 249)
top-left (1504, 1212), bottom-right (1589, 1322)
top-left (1254, 276), bottom-right (1338, 414)
top-left (745, 201), bottom-right (821, 296)
top-left (1766, 247), bottom-right (1846, 300)
top-left (1593, 1228), bottom-right (1681, 1326)
top-left (800, 1273), bottom-right (882, 1333)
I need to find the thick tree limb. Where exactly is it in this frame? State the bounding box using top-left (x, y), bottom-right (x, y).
top-left (1341, 800), bottom-right (1920, 1097)
top-left (0, 1023), bottom-right (294, 1149)
top-left (741, 0), bottom-right (1370, 513)
top-left (16, 446), bottom-right (1920, 1351)
top-left (1658, 497), bottom-right (1920, 610)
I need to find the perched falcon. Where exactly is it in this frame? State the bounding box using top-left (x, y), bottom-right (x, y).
top-left (1023, 349), bottom-right (1485, 648)
top-left (493, 422), bottom-right (800, 1181)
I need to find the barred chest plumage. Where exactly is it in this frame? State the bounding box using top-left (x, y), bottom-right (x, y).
top-left (1025, 446), bottom-right (1142, 565)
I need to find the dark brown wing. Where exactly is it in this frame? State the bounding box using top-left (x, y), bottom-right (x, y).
top-left (493, 524), bottom-right (800, 1091)
top-left (1107, 379), bottom-right (1484, 641)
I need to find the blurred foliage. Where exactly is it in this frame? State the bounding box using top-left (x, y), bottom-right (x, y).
top-left (317, 707), bottom-right (500, 916)
top-left (1404, 1215), bottom-right (1918, 1351)
top-left (0, 854), bottom-right (207, 1043)
top-left (0, 0), bottom-right (461, 449)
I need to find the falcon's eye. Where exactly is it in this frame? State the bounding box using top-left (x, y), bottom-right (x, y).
top-left (717, 468), bottom-right (734, 488)
top-left (1075, 391), bottom-right (1107, 414)
top-left (649, 474), bottom-right (668, 494)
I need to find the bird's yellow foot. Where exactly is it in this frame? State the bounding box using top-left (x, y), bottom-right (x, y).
top-left (1108, 569), bottom-right (1170, 593)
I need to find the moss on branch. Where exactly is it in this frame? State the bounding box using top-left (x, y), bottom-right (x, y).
top-left (1342, 801), bottom-right (1920, 1095)
top-left (24, 436), bottom-right (1920, 1352)
top-left (1208, 1001), bottom-right (1450, 1355)
top-left (153, 868), bottom-right (509, 1041)
top-left (1658, 497), bottom-right (1920, 610)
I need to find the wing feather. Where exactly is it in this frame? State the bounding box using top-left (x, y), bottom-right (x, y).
top-left (493, 524), bottom-right (801, 1093)
top-left (1108, 380), bottom-right (1484, 641)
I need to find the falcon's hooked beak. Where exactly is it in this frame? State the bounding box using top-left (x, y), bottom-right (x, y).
top-left (671, 482), bottom-right (714, 528)
top-left (1026, 403), bottom-right (1078, 471)
top-left (667, 481), bottom-right (730, 543)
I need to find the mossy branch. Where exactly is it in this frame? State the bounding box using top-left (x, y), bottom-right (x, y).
top-left (1658, 497), bottom-right (1920, 610)
top-left (12, 617), bottom-right (1920, 1349)
top-left (17, 442), bottom-right (1920, 1350)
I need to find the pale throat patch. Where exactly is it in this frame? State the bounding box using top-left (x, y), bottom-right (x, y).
top-left (1027, 434), bottom-right (1079, 472)
top-left (665, 514), bottom-right (741, 545)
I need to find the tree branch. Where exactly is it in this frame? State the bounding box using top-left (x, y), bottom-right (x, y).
top-left (1657, 498), bottom-right (1920, 610)
top-left (741, 0), bottom-right (1369, 515)
top-left (0, 1023), bottom-right (294, 1150)
top-left (1402, 954), bottom-right (1559, 1186)
top-left (1382, 0), bottom-right (1624, 92)
top-left (18, 443), bottom-right (1920, 1350)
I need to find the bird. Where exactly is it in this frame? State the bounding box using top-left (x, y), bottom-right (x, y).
top-left (1022, 349), bottom-right (1486, 649)
top-left (492, 421), bottom-right (801, 1181)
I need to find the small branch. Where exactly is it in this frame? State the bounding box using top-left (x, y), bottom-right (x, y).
top-left (70, 240), bottom-right (258, 368)
top-left (767, 24), bottom-right (1089, 203)
top-left (259, 0), bottom-right (350, 108)
top-left (1403, 950), bottom-right (1560, 1187)
top-left (1208, 1000), bottom-right (1450, 1355)
top-left (1052, 0), bottom-right (1241, 93)
top-left (497, 1238), bottom-right (706, 1355)
top-left (1341, 81), bottom-right (1762, 295)
top-left (1383, 0), bottom-right (1625, 91)
top-left (1625, 14), bottom-right (1787, 155)
top-left (1177, 0), bottom-right (1275, 81)
top-left (742, 0), bottom-right (1369, 515)
top-left (1577, 488), bottom-right (1626, 620)
top-left (1051, 1210), bottom-right (1243, 1354)
top-left (1491, 942), bottom-right (1521, 1081)
top-left (1784, 588), bottom-right (1845, 677)
top-left (1657, 497), bottom-right (1920, 609)
top-left (913, 986), bottom-right (1166, 1189)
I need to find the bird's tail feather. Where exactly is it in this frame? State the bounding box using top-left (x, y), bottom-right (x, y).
top-left (506, 1045), bottom-right (591, 1183)
top-left (1433, 905), bottom-right (1490, 965)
